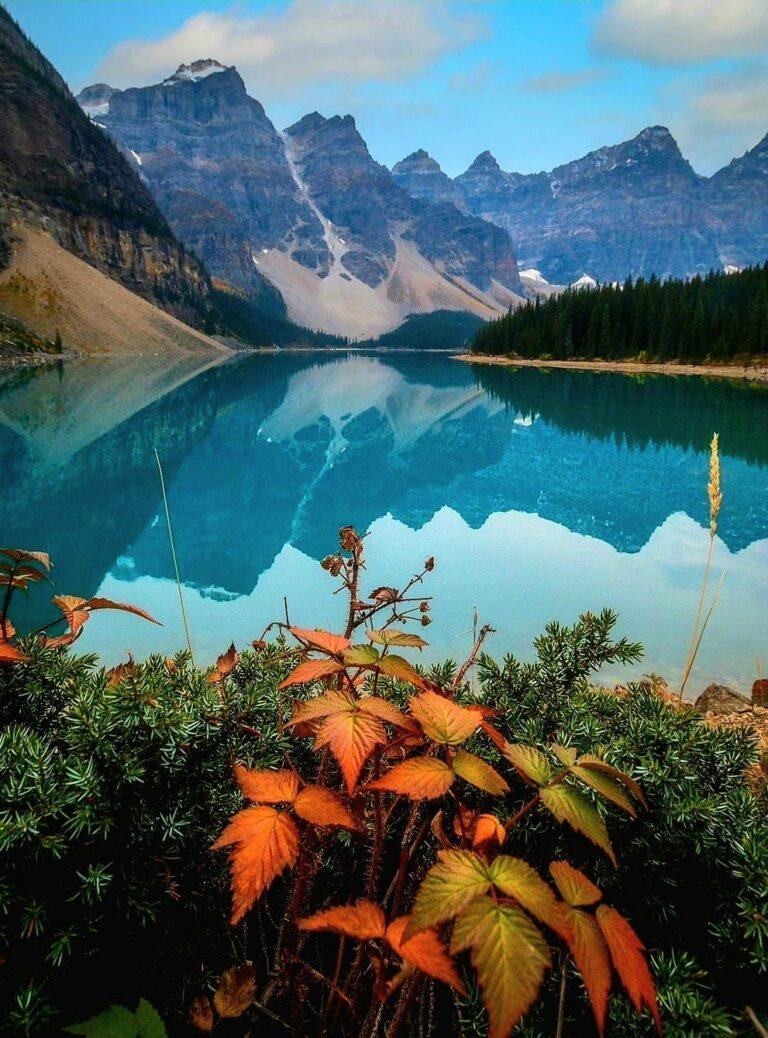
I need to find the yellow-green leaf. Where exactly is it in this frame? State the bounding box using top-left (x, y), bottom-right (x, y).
top-left (570, 765), bottom-right (637, 817)
top-left (451, 896), bottom-right (551, 1038)
top-left (551, 744), bottom-right (578, 767)
top-left (501, 743), bottom-right (554, 786)
top-left (343, 644), bottom-right (380, 666)
top-left (453, 750), bottom-right (509, 796)
top-left (405, 850), bottom-right (493, 939)
top-left (489, 856), bottom-right (570, 940)
top-left (376, 654), bottom-right (427, 689)
top-left (367, 629), bottom-right (428, 650)
top-left (549, 861), bottom-right (603, 908)
top-left (540, 785), bottom-right (617, 866)
top-left (577, 756), bottom-right (647, 809)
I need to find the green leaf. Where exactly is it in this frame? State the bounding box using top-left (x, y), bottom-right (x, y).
top-left (540, 785), bottom-right (617, 866)
top-left (135, 1000), bottom-right (167, 1038)
top-left (343, 644), bottom-right (380, 666)
top-left (451, 895), bottom-right (551, 1038)
top-left (570, 765), bottom-right (637, 816)
top-left (405, 850), bottom-right (493, 938)
top-left (367, 628), bottom-right (428, 650)
top-left (489, 856), bottom-right (570, 939)
top-left (501, 743), bottom-right (554, 786)
top-left (65, 1005), bottom-right (138, 1038)
top-left (453, 749), bottom-right (509, 795)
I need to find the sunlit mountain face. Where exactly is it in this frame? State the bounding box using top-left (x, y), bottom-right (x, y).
top-left (1, 353), bottom-right (766, 692)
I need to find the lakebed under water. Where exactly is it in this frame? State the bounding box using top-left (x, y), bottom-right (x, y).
top-left (1, 351), bottom-right (766, 694)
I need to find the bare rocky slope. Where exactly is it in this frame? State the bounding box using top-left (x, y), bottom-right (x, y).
top-left (393, 126), bottom-right (768, 286)
top-left (77, 63), bottom-right (524, 338)
top-left (0, 6), bottom-right (215, 333)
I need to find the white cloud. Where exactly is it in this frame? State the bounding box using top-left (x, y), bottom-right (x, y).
top-left (670, 64), bottom-right (768, 172)
top-left (595, 0), bottom-right (768, 65)
top-left (94, 0), bottom-right (483, 95)
top-left (523, 68), bottom-right (607, 94)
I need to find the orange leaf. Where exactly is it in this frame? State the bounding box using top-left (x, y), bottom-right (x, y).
top-left (189, 996), bottom-right (214, 1032)
top-left (106, 656), bottom-right (136, 686)
top-left (376, 654), bottom-right (428, 689)
top-left (293, 785), bottom-right (356, 829)
top-left (453, 749), bottom-right (509, 795)
top-left (1, 548), bottom-right (51, 570)
top-left (235, 766), bottom-right (299, 804)
top-left (596, 906), bottom-right (661, 1032)
top-left (280, 659), bottom-right (345, 689)
top-left (290, 626), bottom-right (350, 657)
top-left (566, 909), bottom-right (612, 1035)
top-left (289, 689), bottom-right (356, 725)
top-left (44, 607), bottom-right (90, 649)
top-left (314, 707), bottom-right (387, 792)
top-left (0, 640), bottom-right (28, 663)
top-left (213, 963), bottom-right (256, 1018)
top-left (368, 757), bottom-right (454, 799)
top-left (385, 916), bottom-right (466, 994)
top-left (208, 643), bottom-right (239, 684)
top-left (549, 861), bottom-right (602, 907)
top-left (213, 806), bottom-right (299, 923)
top-left (299, 900), bottom-right (386, 940)
top-left (472, 814), bottom-right (506, 851)
top-left (358, 695), bottom-right (410, 728)
top-left (409, 690), bottom-right (482, 745)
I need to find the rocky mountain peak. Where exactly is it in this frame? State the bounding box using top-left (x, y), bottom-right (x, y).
top-left (392, 149), bottom-right (461, 207)
top-left (77, 82), bottom-right (120, 118)
top-left (393, 149), bottom-right (443, 174)
top-left (466, 150), bottom-right (502, 174)
top-left (162, 59), bottom-right (229, 85)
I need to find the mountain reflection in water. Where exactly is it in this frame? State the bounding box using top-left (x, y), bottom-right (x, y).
top-left (0, 351), bottom-right (766, 692)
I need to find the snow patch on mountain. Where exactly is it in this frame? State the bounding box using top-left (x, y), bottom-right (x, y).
top-left (162, 60), bottom-right (228, 86)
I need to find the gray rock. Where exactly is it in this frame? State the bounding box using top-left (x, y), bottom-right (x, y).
top-left (694, 684), bottom-right (751, 714)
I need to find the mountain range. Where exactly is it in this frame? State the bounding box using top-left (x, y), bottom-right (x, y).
top-left (77, 61), bottom-right (524, 339)
top-left (393, 126), bottom-right (768, 286)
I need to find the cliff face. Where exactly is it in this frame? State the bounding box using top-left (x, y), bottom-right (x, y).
top-left (77, 68), bottom-right (523, 336)
top-left (0, 7), bottom-right (211, 325)
top-left (394, 126), bottom-right (768, 285)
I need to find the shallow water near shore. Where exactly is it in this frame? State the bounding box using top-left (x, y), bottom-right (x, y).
top-left (1, 351), bottom-right (766, 694)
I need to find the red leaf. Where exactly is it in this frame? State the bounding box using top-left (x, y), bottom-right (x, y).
top-left (280, 659), bottom-right (344, 689)
top-left (299, 900), bottom-right (386, 940)
top-left (213, 806), bottom-right (299, 923)
top-left (289, 627), bottom-right (350, 657)
top-left (385, 916), bottom-right (466, 994)
top-left (596, 906), bottom-right (661, 1033)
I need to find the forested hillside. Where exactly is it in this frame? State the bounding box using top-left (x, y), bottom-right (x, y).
top-left (473, 264), bottom-right (768, 362)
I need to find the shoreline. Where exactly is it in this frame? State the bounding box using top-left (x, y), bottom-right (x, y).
top-left (453, 353), bottom-right (768, 383)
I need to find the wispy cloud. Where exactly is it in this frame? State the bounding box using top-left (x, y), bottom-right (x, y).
top-left (595, 0), bottom-right (768, 66)
top-left (95, 0), bottom-right (485, 96)
top-left (523, 68), bottom-right (608, 94)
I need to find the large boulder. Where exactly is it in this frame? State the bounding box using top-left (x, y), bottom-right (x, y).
top-left (694, 683), bottom-right (751, 714)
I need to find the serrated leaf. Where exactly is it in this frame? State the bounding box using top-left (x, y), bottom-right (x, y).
top-left (343, 644), bottom-right (380, 666)
top-left (552, 744), bottom-right (578, 767)
top-left (501, 743), bottom-right (554, 786)
top-left (358, 695), bottom-right (410, 728)
top-left (453, 749), bottom-right (509, 795)
top-left (489, 856), bottom-right (570, 940)
top-left (368, 757), bottom-right (454, 799)
top-left (188, 997), bottom-right (214, 1032)
top-left (367, 629), bottom-right (428, 650)
top-left (0, 640), bottom-right (28, 662)
top-left (235, 766), bottom-right (299, 804)
top-left (385, 916), bottom-right (466, 994)
top-left (376, 654), bottom-right (427, 689)
top-left (213, 806), bottom-right (299, 923)
top-left (406, 850), bottom-right (493, 938)
top-left (549, 861), bottom-right (603, 907)
top-left (409, 690), bottom-right (482, 744)
top-left (293, 785), bottom-right (356, 829)
top-left (84, 597), bottom-right (161, 625)
top-left (1, 548), bottom-right (52, 570)
top-left (208, 643), bottom-right (238, 684)
top-left (596, 906), bottom-right (661, 1032)
top-left (65, 1005), bottom-right (138, 1038)
top-left (289, 626), bottom-right (350, 657)
top-left (314, 706), bottom-right (387, 792)
top-left (299, 900), bottom-right (386, 940)
top-left (570, 765), bottom-right (637, 816)
top-left (540, 785), bottom-right (617, 866)
top-left (577, 756), bottom-right (648, 809)
top-left (213, 964), bottom-right (256, 1019)
top-left (289, 689), bottom-right (356, 725)
top-left (566, 909), bottom-right (612, 1035)
top-left (280, 659), bottom-right (345, 689)
top-left (451, 896), bottom-right (551, 1038)
top-left (135, 999), bottom-right (167, 1038)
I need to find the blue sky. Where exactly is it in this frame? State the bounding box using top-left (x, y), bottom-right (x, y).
top-left (7, 0), bottom-right (768, 176)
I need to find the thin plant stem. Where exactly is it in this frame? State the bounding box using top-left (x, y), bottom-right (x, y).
top-left (679, 570), bottom-right (725, 702)
top-left (555, 953), bottom-right (569, 1038)
top-left (154, 449), bottom-right (194, 662)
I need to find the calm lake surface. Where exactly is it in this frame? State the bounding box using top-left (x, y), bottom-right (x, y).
top-left (1, 351), bottom-right (766, 694)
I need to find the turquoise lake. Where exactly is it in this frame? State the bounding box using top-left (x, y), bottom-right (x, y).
top-left (1, 351), bottom-right (766, 694)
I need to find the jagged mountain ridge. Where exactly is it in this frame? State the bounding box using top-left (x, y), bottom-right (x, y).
top-left (0, 6), bottom-right (212, 328)
top-left (393, 126), bottom-right (768, 285)
top-left (77, 64), bottom-right (524, 338)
